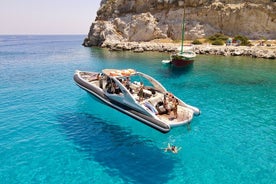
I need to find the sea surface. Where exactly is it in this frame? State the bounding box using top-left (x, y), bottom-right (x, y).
top-left (0, 35), bottom-right (275, 184)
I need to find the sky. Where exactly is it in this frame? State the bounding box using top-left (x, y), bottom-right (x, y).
top-left (0, 0), bottom-right (102, 35)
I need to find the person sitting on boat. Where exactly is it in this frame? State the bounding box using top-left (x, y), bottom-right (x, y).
top-left (124, 77), bottom-right (133, 94)
top-left (97, 73), bottom-right (104, 89)
top-left (106, 79), bottom-right (113, 93)
top-left (114, 82), bottom-right (121, 94)
top-left (106, 80), bottom-right (117, 94)
top-left (164, 143), bottom-right (181, 154)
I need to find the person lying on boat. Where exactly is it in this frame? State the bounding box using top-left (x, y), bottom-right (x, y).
top-left (164, 143), bottom-right (181, 154)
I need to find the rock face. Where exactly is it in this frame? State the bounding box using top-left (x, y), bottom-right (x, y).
top-left (83, 0), bottom-right (276, 47)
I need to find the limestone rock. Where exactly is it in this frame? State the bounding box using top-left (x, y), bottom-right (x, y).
top-left (84, 0), bottom-right (276, 47)
top-left (128, 13), bottom-right (167, 41)
top-left (85, 21), bottom-right (124, 47)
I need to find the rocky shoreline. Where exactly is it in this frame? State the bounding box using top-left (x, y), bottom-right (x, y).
top-left (96, 41), bottom-right (276, 59)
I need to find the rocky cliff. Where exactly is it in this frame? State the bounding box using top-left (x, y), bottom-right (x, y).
top-left (83, 0), bottom-right (276, 47)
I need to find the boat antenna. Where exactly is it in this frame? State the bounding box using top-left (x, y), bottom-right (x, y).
top-left (180, 1), bottom-right (186, 54)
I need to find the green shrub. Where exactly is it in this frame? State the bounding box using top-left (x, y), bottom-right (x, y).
top-left (192, 39), bottom-right (202, 45)
top-left (211, 39), bottom-right (224, 45)
top-left (233, 35), bottom-right (251, 46)
top-left (208, 33), bottom-right (228, 42)
top-left (207, 33), bottom-right (228, 45)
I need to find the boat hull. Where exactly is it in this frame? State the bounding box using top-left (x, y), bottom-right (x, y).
top-left (171, 59), bottom-right (194, 67)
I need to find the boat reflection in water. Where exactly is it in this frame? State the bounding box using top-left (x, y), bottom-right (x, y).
top-left (58, 112), bottom-right (175, 183)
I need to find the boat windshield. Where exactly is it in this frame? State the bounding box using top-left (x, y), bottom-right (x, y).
top-left (129, 75), bottom-right (153, 88)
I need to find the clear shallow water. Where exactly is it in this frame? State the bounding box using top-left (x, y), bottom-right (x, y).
top-left (0, 35), bottom-right (275, 184)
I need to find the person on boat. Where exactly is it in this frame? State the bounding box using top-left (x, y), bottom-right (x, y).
top-left (97, 73), bottom-right (104, 89)
top-left (105, 79), bottom-right (113, 93)
top-left (138, 82), bottom-right (144, 101)
top-left (165, 93), bottom-right (174, 114)
top-left (124, 77), bottom-right (133, 94)
top-left (107, 80), bottom-right (116, 94)
top-left (172, 98), bottom-right (179, 119)
top-left (164, 143), bottom-right (181, 154)
top-left (163, 93), bottom-right (170, 114)
top-left (114, 82), bottom-right (121, 94)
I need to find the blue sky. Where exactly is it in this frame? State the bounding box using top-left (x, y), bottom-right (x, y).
top-left (0, 0), bottom-right (102, 34)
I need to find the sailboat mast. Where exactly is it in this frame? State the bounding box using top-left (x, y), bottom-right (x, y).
top-left (180, 3), bottom-right (185, 54)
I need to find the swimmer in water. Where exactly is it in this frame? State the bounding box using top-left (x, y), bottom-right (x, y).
top-left (164, 143), bottom-right (181, 154)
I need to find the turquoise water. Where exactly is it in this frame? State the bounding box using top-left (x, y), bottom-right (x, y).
top-left (0, 35), bottom-right (275, 184)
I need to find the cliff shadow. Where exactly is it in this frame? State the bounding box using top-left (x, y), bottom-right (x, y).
top-left (58, 112), bottom-right (176, 184)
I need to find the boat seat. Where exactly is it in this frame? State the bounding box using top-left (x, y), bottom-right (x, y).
top-left (147, 94), bottom-right (166, 114)
top-left (148, 95), bottom-right (162, 106)
top-left (129, 83), bottom-right (140, 92)
top-left (155, 101), bottom-right (168, 115)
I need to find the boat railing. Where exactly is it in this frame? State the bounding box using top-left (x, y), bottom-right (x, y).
top-left (136, 72), bottom-right (167, 93)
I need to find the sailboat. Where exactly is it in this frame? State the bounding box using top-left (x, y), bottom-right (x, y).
top-left (162, 5), bottom-right (196, 67)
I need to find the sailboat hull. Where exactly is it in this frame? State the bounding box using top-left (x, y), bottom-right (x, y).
top-left (171, 59), bottom-right (194, 67)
